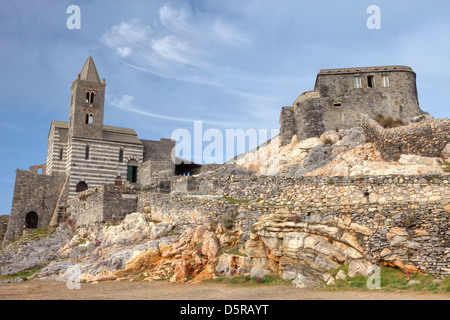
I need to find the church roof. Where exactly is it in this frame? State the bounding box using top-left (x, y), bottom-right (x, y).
top-left (79, 56), bottom-right (101, 83)
top-left (48, 121), bottom-right (142, 145)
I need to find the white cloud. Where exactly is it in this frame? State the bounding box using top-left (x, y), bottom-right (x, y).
top-left (151, 36), bottom-right (190, 64)
top-left (117, 47), bottom-right (132, 58)
top-left (107, 94), bottom-right (242, 127)
top-left (213, 19), bottom-right (250, 45)
top-left (159, 4), bottom-right (193, 33)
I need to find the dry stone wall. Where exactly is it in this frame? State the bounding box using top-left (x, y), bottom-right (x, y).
top-left (68, 185), bottom-right (139, 227)
top-left (361, 116), bottom-right (450, 161)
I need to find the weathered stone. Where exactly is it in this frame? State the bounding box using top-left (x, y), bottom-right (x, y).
top-left (348, 259), bottom-right (372, 278)
top-left (336, 270), bottom-right (347, 281)
top-left (216, 254), bottom-right (252, 278)
top-left (399, 155), bottom-right (443, 167)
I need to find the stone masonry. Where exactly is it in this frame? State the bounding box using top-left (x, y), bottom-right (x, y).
top-left (280, 66), bottom-right (424, 145)
top-left (361, 115), bottom-right (450, 161)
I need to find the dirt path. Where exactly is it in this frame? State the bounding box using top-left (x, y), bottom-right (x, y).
top-left (0, 280), bottom-right (448, 300)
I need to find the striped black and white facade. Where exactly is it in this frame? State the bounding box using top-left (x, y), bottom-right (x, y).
top-left (45, 57), bottom-right (147, 198)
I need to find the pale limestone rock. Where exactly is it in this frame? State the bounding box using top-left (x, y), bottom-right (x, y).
top-left (399, 154), bottom-right (443, 167)
top-left (292, 273), bottom-right (317, 288)
top-left (216, 254), bottom-right (252, 278)
top-left (442, 143), bottom-right (450, 159)
top-left (326, 277), bottom-right (336, 286)
top-left (386, 227), bottom-right (408, 242)
top-left (336, 270), bottom-right (347, 281)
top-left (348, 259), bottom-right (372, 278)
top-left (102, 213), bottom-right (153, 246)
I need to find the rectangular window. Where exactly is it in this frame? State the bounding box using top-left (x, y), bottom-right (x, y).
top-left (368, 76), bottom-right (375, 88)
top-left (354, 77), bottom-right (362, 89)
top-left (85, 145), bottom-right (90, 160)
top-left (59, 147), bottom-right (64, 161)
top-left (119, 148), bottom-right (124, 163)
top-left (382, 75), bottom-right (390, 88)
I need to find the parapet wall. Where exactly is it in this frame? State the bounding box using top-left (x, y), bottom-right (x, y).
top-left (170, 174), bottom-right (449, 208)
top-left (68, 185), bottom-right (139, 227)
top-left (361, 116), bottom-right (450, 161)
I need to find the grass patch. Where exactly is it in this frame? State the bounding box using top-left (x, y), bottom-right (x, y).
top-left (204, 275), bottom-right (291, 287)
top-left (219, 197), bottom-right (253, 204)
top-left (0, 268), bottom-right (41, 281)
top-left (443, 162), bottom-right (450, 173)
top-left (323, 265), bottom-right (450, 294)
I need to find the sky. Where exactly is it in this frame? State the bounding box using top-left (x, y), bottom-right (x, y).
top-left (0, 0), bottom-right (449, 215)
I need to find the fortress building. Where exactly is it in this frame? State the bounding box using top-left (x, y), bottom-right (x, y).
top-left (3, 57), bottom-right (176, 241)
top-left (280, 66), bottom-right (425, 145)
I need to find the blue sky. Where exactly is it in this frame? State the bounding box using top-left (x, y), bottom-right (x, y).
top-left (0, 0), bottom-right (449, 215)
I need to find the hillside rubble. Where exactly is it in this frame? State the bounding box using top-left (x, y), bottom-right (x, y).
top-left (234, 127), bottom-right (448, 177)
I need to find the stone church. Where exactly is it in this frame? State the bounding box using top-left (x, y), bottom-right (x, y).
top-left (3, 57), bottom-right (177, 241)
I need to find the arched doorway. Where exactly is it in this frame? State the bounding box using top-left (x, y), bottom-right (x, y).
top-left (25, 211), bottom-right (39, 229)
top-left (76, 181), bottom-right (88, 193)
top-left (127, 159), bottom-right (138, 183)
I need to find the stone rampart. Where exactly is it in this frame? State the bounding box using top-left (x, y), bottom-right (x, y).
top-left (361, 116), bottom-right (450, 161)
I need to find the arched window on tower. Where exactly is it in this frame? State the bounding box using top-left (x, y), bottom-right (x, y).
top-left (86, 92), bottom-right (90, 103)
top-left (90, 92), bottom-right (95, 103)
top-left (86, 114), bottom-right (93, 124)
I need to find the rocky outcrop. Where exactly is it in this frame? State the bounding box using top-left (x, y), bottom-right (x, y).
top-left (243, 210), bottom-right (374, 285)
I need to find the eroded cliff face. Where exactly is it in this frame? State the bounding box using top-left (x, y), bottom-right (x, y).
top-left (242, 209), bottom-right (431, 287)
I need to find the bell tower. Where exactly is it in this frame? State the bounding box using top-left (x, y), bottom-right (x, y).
top-left (68, 56), bottom-right (106, 141)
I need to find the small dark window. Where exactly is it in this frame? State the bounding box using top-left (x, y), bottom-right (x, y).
top-left (90, 92), bottom-right (94, 103)
top-left (368, 76), bottom-right (375, 88)
top-left (59, 148), bottom-right (64, 161)
top-left (86, 92), bottom-right (90, 103)
top-left (333, 103), bottom-right (342, 107)
top-left (25, 212), bottom-right (39, 229)
top-left (85, 145), bottom-right (90, 160)
top-left (119, 148), bottom-right (124, 163)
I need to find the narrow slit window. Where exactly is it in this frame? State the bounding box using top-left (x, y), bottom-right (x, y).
top-left (368, 76), bottom-right (375, 88)
top-left (354, 77), bottom-right (362, 89)
top-left (90, 92), bottom-right (94, 103)
top-left (86, 92), bottom-right (90, 103)
top-left (85, 145), bottom-right (90, 160)
top-left (85, 114), bottom-right (89, 124)
top-left (333, 103), bottom-right (342, 107)
top-left (119, 148), bottom-right (124, 163)
top-left (59, 147), bottom-right (63, 161)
